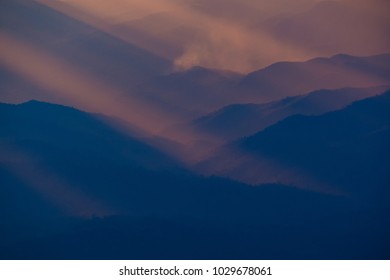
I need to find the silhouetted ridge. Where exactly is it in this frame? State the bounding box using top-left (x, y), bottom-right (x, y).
top-left (184, 86), bottom-right (389, 141)
top-left (239, 53), bottom-right (390, 102)
top-left (242, 91), bottom-right (390, 197)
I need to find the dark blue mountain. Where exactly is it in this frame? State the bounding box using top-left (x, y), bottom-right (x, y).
top-left (243, 91), bottom-right (390, 198)
top-left (198, 90), bottom-right (390, 202)
top-left (2, 210), bottom-right (389, 260)
top-left (0, 100), bottom-right (177, 169)
top-left (0, 100), bottom-right (181, 222)
top-left (2, 100), bottom-right (388, 259)
top-left (1, 100), bottom-right (349, 220)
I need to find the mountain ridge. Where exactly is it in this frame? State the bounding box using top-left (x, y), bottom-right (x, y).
top-left (196, 90), bottom-right (390, 197)
top-left (238, 52), bottom-right (390, 102)
top-left (171, 85), bottom-right (389, 142)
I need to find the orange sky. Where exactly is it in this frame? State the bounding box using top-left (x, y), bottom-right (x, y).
top-left (37, 0), bottom-right (389, 73)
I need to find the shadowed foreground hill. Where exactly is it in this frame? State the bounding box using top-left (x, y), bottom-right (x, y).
top-left (1, 100), bottom-right (389, 259)
top-left (0, 100), bottom-right (347, 220)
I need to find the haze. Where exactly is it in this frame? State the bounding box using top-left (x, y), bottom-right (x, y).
top-left (39, 0), bottom-right (389, 72)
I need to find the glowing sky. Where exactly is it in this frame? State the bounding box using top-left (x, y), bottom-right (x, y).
top-left (38, 0), bottom-right (389, 72)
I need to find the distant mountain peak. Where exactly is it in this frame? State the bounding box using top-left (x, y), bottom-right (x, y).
top-left (17, 99), bottom-right (82, 113)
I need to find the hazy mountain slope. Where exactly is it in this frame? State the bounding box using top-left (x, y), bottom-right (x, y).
top-left (239, 53), bottom-right (390, 102)
top-left (0, 0), bottom-right (171, 103)
top-left (197, 90), bottom-right (390, 198)
top-left (138, 66), bottom-right (243, 119)
top-left (0, 100), bottom-right (177, 169)
top-left (190, 86), bottom-right (388, 141)
top-left (0, 66), bottom-right (61, 105)
top-left (0, 0), bottom-right (243, 120)
top-left (2, 1), bottom-right (387, 121)
top-left (146, 53), bottom-right (390, 121)
top-left (2, 1), bottom-right (388, 117)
